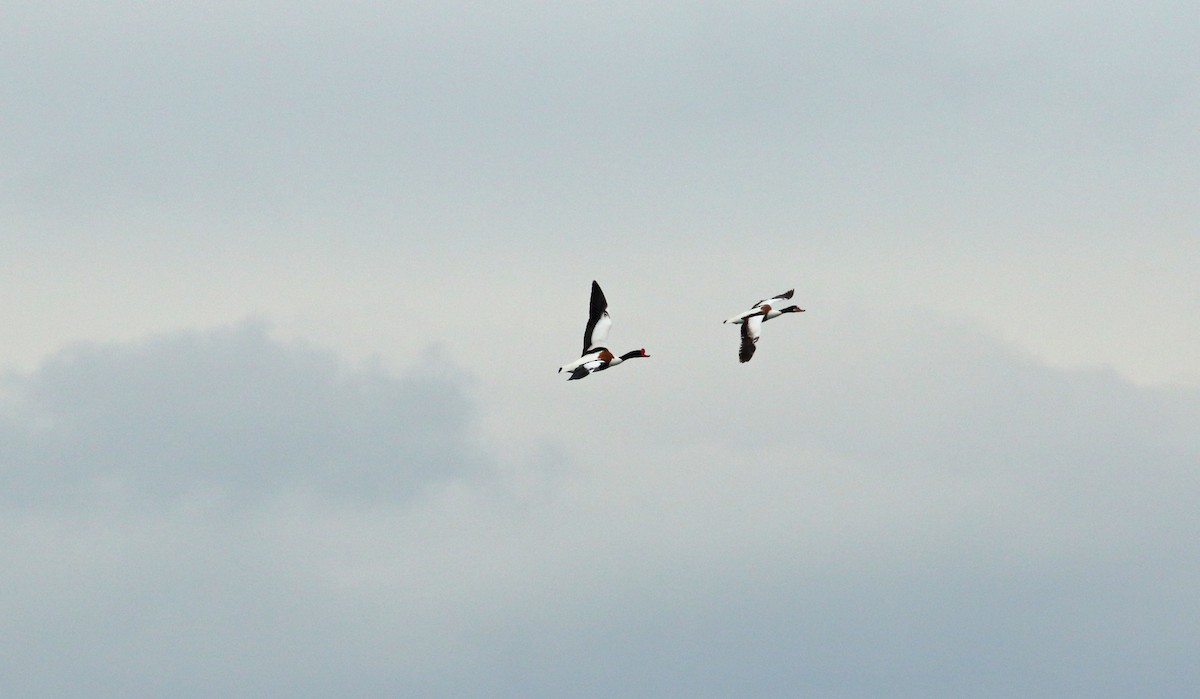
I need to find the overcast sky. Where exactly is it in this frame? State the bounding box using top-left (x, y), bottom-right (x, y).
top-left (2, 2), bottom-right (1198, 697)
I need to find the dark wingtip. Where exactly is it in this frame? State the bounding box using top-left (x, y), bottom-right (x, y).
top-left (589, 281), bottom-right (608, 312)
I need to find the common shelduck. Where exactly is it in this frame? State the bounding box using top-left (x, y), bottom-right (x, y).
top-left (725, 289), bottom-right (805, 363)
top-left (558, 281), bottom-right (650, 380)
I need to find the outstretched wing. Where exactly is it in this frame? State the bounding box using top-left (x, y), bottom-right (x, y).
top-left (739, 314), bottom-right (762, 363)
top-left (582, 280), bottom-right (612, 354)
top-left (751, 288), bottom-right (794, 308)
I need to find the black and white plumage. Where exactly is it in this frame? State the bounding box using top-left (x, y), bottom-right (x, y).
top-left (582, 280), bottom-right (612, 355)
top-left (723, 288), bottom-right (796, 325)
top-left (725, 288), bottom-right (805, 363)
top-left (558, 281), bottom-right (649, 380)
top-left (739, 313), bottom-right (763, 363)
top-left (567, 349), bottom-right (650, 380)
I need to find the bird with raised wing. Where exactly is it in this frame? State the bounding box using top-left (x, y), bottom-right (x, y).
top-left (558, 281), bottom-right (650, 379)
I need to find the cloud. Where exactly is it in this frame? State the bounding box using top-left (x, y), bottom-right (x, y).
top-left (6, 1), bottom-right (1196, 238)
top-left (5, 312), bottom-right (1196, 696)
top-left (0, 321), bottom-right (486, 505)
top-left (1, 1), bottom-right (1197, 694)
top-left (453, 308), bottom-right (1200, 696)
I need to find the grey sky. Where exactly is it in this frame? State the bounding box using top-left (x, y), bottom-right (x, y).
top-left (0, 322), bottom-right (483, 505)
top-left (2, 2), bottom-right (1198, 696)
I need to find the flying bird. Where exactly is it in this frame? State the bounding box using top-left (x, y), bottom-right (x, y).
top-left (725, 288), bottom-right (805, 363)
top-left (558, 281), bottom-right (649, 380)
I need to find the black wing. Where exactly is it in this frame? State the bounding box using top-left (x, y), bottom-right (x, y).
top-left (582, 280), bottom-right (610, 354)
top-left (739, 319), bottom-right (759, 363)
top-left (568, 366), bottom-right (591, 380)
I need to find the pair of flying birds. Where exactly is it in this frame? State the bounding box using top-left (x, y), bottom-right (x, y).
top-left (558, 281), bottom-right (805, 380)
